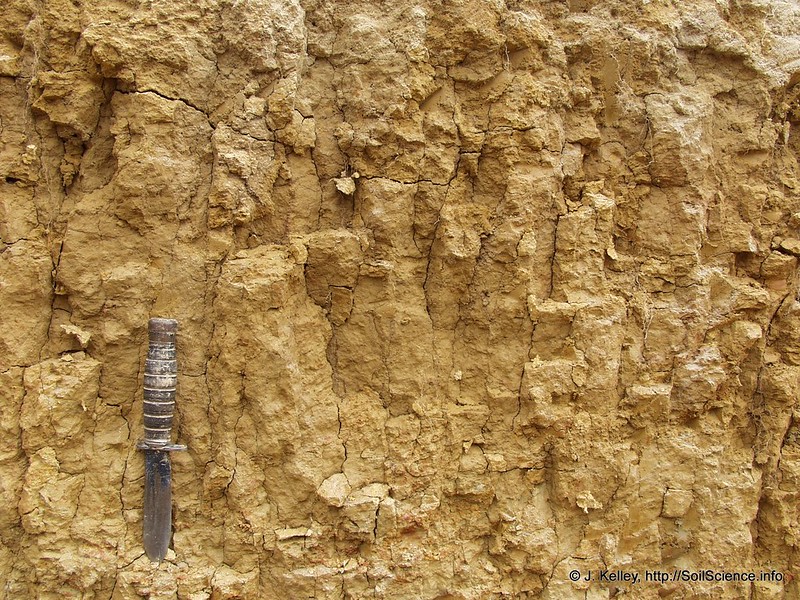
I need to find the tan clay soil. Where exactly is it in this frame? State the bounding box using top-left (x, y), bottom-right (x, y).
top-left (2, 0), bottom-right (800, 598)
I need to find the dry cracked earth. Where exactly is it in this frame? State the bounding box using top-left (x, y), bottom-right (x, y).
top-left (2, 0), bottom-right (800, 598)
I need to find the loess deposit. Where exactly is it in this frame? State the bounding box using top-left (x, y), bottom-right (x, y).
top-left (2, 0), bottom-right (800, 598)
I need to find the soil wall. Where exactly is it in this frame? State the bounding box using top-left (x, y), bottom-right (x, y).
top-left (2, 0), bottom-right (800, 598)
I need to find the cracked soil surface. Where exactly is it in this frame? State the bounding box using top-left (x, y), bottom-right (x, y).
top-left (2, 0), bottom-right (800, 598)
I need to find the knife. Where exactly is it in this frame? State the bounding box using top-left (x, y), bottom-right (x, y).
top-left (137, 317), bottom-right (186, 562)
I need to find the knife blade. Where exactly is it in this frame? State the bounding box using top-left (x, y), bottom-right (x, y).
top-left (142, 449), bottom-right (172, 561)
top-left (137, 317), bottom-right (186, 562)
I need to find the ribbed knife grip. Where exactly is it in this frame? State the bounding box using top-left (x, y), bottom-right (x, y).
top-left (142, 318), bottom-right (179, 448)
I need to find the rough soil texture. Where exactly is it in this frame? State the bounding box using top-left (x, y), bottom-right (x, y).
top-left (2, 0), bottom-right (800, 598)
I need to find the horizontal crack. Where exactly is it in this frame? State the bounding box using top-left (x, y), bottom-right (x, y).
top-left (118, 88), bottom-right (215, 127)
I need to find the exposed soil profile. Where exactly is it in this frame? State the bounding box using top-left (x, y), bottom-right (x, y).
top-left (1, 0), bottom-right (800, 598)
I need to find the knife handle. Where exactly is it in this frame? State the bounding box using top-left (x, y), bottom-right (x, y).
top-left (138, 318), bottom-right (185, 451)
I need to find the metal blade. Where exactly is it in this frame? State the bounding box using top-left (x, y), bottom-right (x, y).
top-left (143, 450), bottom-right (172, 562)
